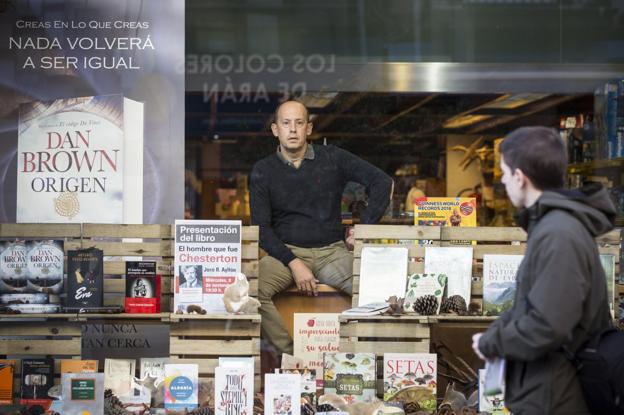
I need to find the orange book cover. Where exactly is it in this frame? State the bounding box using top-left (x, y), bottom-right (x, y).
top-left (0, 360), bottom-right (16, 404)
top-left (60, 360), bottom-right (98, 374)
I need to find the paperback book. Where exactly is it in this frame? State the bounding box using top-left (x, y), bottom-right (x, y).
top-left (383, 353), bottom-right (437, 413)
top-left (341, 302), bottom-right (389, 316)
top-left (600, 254), bottom-right (616, 317)
top-left (66, 248), bottom-right (103, 309)
top-left (358, 247), bottom-right (408, 306)
top-left (61, 372), bottom-right (105, 415)
top-left (482, 255), bottom-right (524, 316)
top-left (164, 364), bottom-right (198, 411)
top-left (20, 358), bottom-right (54, 401)
top-left (404, 274), bottom-right (447, 314)
top-left (478, 369), bottom-right (506, 414)
top-left (293, 313), bottom-right (340, 383)
top-left (323, 353), bottom-right (376, 403)
top-left (140, 358), bottom-right (168, 381)
top-left (104, 358), bottom-right (135, 398)
top-left (264, 373), bottom-right (301, 415)
top-left (215, 366), bottom-right (254, 415)
top-left (0, 241), bottom-right (28, 294)
top-left (60, 359), bottom-right (98, 374)
top-left (0, 360), bottom-right (15, 404)
top-left (125, 261), bottom-right (160, 313)
top-left (277, 368), bottom-right (317, 405)
top-left (26, 240), bottom-right (64, 295)
top-left (424, 247), bottom-right (473, 305)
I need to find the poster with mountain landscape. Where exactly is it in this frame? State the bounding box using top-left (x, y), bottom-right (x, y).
top-left (482, 255), bottom-right (524, 316)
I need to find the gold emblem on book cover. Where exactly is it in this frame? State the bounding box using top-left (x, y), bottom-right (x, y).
top-left (54, 192), bottom-right (80, 219)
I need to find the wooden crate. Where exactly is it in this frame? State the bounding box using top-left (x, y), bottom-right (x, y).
top-left (339, 315), bottom-right (430, 397)
top-left (0, 223), bottom-right (260, 312)
top-left (169, 314), bottom-right (261, 390)
top-left (352, 225), bottom-right (622, 317)
top-left (0, 223), bottom-right (263, 401)
top-left (0, 313), bottom-right (82, 400)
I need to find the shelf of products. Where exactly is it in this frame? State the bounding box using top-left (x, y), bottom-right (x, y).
top-left (568, 158), bottom-right (624, 174)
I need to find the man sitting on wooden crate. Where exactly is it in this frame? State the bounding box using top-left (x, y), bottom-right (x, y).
top-left (250, 100), bottom-right (393, 356)
top-left (472, 126), bottom-right (616, 415)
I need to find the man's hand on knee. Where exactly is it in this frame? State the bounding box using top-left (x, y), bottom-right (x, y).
top-left (288, 258), bottom-right (319, 296)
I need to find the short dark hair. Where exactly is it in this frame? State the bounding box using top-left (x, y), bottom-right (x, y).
top-left (500, 126), bottom-right (567, 190)
top-left (272, 100), bottom-right (309, 124)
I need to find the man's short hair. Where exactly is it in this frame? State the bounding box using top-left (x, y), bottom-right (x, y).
top-left (501, 126), bottom-right (567, 190)
top-left (272, 100), bottom-right (309, 124)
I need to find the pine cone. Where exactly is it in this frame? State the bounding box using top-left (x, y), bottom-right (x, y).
top-left (440, 295), bottom-right (467, 315)
top-left (413, 295), bottom-right (438, 315)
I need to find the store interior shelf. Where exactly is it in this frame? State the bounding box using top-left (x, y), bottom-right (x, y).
top-left (568, 158), bottom-right (624, 173)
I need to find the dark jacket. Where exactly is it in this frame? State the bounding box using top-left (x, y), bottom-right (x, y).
top-left (479, 184), bottom-right (616, 415)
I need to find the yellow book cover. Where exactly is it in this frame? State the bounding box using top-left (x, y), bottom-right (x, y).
top-left (0, 360), bottom-right (16, 404)
top-left (414, 197), bottom-right (477, 227)
top-left (60, 360), bottom-right (98, 374)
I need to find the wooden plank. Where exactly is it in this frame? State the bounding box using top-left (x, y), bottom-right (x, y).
top-left (339, 315), bottom-right (428, 323)
top-left (242, 226), bottom-right (259, 242)
top-left (65, 241), bottom-right (171, 256)
top-left (596, 229), bottom-right (621, 245)
top-left (0, 313), bottom-right (77, 320)
top-left (169, 320), bottom-right (260, 337)
top-left (354, 225), bottom-right (441, 241)
top-left (169, 314), bottom-right (261, 322)
top-left (472, 281), bottom-right (483, 296)
top-left (354, 243), bottom-right (426, 258)
top-left (442, 227), bottom-right (527, 242)
top-left (339, 340), bottom-right (429, 354)
top-left (473, 245), bottom-right (525, 258)
top-left (340, 322), bottom-right (430, 339)
top-left (0, 339), bottom-right (81, 355)
top-left (428, 316), bottom-right (498, 323)
top-left (169, 338), bottom-right (260, 355)
top-left (82, 224), bottom-right (173, 238)
top-left (242, 262), bottom-right (258, 277)
top-left (0, 223), bottom-right (81, 238)
top-left (168, 356), bottom-right (261, 375)
top-left (0, 322), bottom-right (81, 336)
top-left (69, 313), bottom-right (169, 321)
top-left (249, 280), bottom-right (258, 296)
top-left (242, 244), bottom-right (259, 260)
